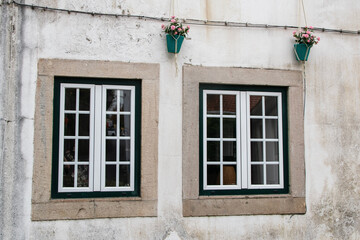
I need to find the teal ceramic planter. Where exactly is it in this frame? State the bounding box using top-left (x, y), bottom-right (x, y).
top-left (294, 43), bottom-right (312, 61)
top-left (166, 35), bottom-right (184, 53)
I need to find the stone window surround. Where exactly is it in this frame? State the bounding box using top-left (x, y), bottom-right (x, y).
top-left (182, 65), bottom-right (306, 216)
top-left (32, 59), bottom-right (159, 221)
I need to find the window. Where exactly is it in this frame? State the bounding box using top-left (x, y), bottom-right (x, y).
top-left (200, 85), bottom-right (288, 195)
top-left (182, 65), bottom-right (305, 216)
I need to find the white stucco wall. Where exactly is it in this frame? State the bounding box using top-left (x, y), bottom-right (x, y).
top-left (1, 0), bottom-right (360, 239)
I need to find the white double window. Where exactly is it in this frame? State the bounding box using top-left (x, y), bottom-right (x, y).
top-left (202, 89), bottom-right (285, 191)
top-left (58, 83), bottom-right (136, 193)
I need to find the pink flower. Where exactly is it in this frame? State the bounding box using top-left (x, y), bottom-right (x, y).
top-left (309, 26), bottom-right (313, 29)
top-left (171, 16), bottom-right (175, 19)
top-left (302, 34), bottom-right (309, 38)
top-left (307, 39), bottom-right (310, 43)
top-left (178, 28), bottom-right (182, 31)
top-left (171, 25), bottom-right (176, 30)
top-left (317, 37), bottom-right (320, 41)
top-left (161, 24), bottom-right (165, 29)
top-left (171, 19), bottom-right (176, 23)
top-left (293, 31), bottom-right (296, 35)
top-left (306, 31), bottom-right (311, 34)
top-left (187, 25), bottom-right (190, 29)
top-left (174, 31), bottom-right (178, 35)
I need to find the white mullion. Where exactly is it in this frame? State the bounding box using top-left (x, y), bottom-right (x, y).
top-left (58, 86), bottom-right (66, 191)
top-left (93, 85), bottom-right (102, 191)
top-left (130, 86), bottom-right (135, 190)
top-left (219, 94), bottom-right (223, 186)
top-left (116, 90), bottom-right (120, 187)
top-left (74, 88), bottom-right (79, 188)
top-left (203, 92), bottom-right (208, 189)
top-left (100, 86), bottom-right (107, 191)
top-left (262, 96), bottom-right (266, 185)
top-left (278, 94), bottom-right (284, 188)
top-left (241, 92), bottom-right (248, 189)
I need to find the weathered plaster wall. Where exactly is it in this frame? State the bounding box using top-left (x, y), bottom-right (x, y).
top-left (1, 0), bottom-right (360, 239)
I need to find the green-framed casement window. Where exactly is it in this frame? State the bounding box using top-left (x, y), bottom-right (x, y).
top-left (200, 84), bottom-right (289, 195)
top-left (52, 77), bottom-right (141, 198)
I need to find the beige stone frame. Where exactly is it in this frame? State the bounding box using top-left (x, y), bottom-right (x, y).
top-left (32, 59), bottom-right (159, 221)
top-left (182, 65), bottom-right (306, 216)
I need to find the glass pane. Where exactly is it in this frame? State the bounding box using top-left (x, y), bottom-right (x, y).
top-left (207, 118), bottom-right (220, 138)
top-left (63, 165), bottom-right (74, 187)
top-left (106, 115), bottom-right (117, 136)
top-left (78, 139), bottom-right (89, 162)
top-left (63, 139), bottom-right (75, 162)
top-left (77, 165), bottom-right (89, 187)
top-left (265, 96), bottom-right (278, 116)
top-left (64, 114), bottom-right (75, 136)
top-left (106, 140), bottom-right (116, 162)
top-left (251, 141), bottom-right (263, 162)
top-left (223, 95), bottom-right (236, 115)
top-left (207, 141), bottom-right (220, 162)
top-left (207, 94), bottom-right (220, 115)
top-left (251, 165), bottom-right (264, 184)
top-left (223, 118), bottom-right (236, 138)
top-left (79, 89), bottom-right (90, 111)
top-left (266, 164), bottom-right (279, 184)
top-left (105, 165), bottom-right (116, 187)
top-left (106, 89), bottom-right (117, 111)
top-left (250, 119), bottom-right (262, 138)
top-left (207, 165), bottom-right (220, 185)
top-left (223, 165), bottom-right (236, 185)
top-left (120, 115), bottom-right (131, 136)
top-left (120, 90), bottom-right (131, 112)
top-left (250, 96), bottom-right (262, 116)
top-left (265, 119), bottom-right (278, 139)
top-left (78, 114), bottom-right (89, 136)
top-left (65, 88), bottom-right (76, 110)
top-left (223, 141), bottom-right (236, 162)
top-left (266, 142), bottom-right (279, 161)
top-left (119, 140), bottom-right (131, 162)
top-left (119, 165), bottom-right (130, 186)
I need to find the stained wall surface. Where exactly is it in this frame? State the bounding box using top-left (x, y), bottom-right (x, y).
top-left (1, 0), bottom-right (360, 239)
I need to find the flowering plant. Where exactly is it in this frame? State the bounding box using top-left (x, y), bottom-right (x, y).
top-left (161, 16), bottom-right (190, 37)
top-left (293, 26), bottom-right (320, 46)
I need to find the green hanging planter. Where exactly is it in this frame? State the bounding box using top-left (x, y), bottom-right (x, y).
top-left (294, 43), bottom-right (312, 61)
top-left (166, 34), bottom-right (184, 53)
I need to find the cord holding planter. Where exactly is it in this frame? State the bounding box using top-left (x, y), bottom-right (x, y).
top-left (162, 16), bottom-right (190, 53)
top-left (293, 26), bottom-right (320, 61)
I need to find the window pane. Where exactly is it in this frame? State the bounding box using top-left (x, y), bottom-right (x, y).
top-left (106, 90), bottom-right (117, 111)
top-left (106, 115), bottom-right (117, 136)
top-left (63, 165), bottom-right (74, 187)
top-left (105, 165), bottom-right (116, 187)
top-left (119, 140), bottom-right (131, 162)
top-left (63, 139), bottom-right (75, 162)
top-left (207, 118), bottom-right (220, 138)
top-left (106, 140), bottom-right (116, 161)
top-left (120, 115), bottom-right (131, 136)
top-left (251, 141), bottom-right (263, 162)
top-left (79, 89), bottom-right (90, 111)
top-left (120, 90), bottom-right (131, 112)
top-left (77, 165), bottom-right (89, 187)
top-left (119, 165), bottom-right (130, 186)
top-left (223, 118), bottom-right (236, 138)
top-left (223, 141), bottom-right (236, 162)
top-left (266, 165), bottom-right (279, 184)
top-left (250, 96), bottom-right (262, 116)
top-left (223, 95), bottom-right (236, 115)
top-left (223, 165), bottom-right (236, 185)
top-left (64, 114), bottom-right (75, 136)
top-left (251, 165), bottom-right (264, 184)
top-left (265, 96), bottom-right (278, 116)
top-left (250, 119), bottom-right (262, 138)
top-left (207, 165), bottom-right (220, 185)
top-left (266, 142), bottom-right (279, 162)
top-left (265, 119), bottom-right (278, 138)
top-left (207, 141), bottom-right (220, 162)
top-left (65, 88), bottom-right (76, 110)
top-left (207, 94), bottom-right (220, 115)
top-left (78, 114), bottom-right (89, 136)
top-left (78, 140), bottom-right (89, 162)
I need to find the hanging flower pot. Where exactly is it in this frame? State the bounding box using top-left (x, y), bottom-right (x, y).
top-left (166, 34), bottom-right (184, 53)
top-left (294, 43), bottom-right (311, 61)
top-left (161, 16), bottom-right (190, 54)
top-left (292, 26), bottom-right (320, 61)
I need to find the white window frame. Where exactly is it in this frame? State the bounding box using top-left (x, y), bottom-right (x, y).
top-left (203, 90), bottom-right (284, 191)
top-left (58, 83), bottom-right (135, 193)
